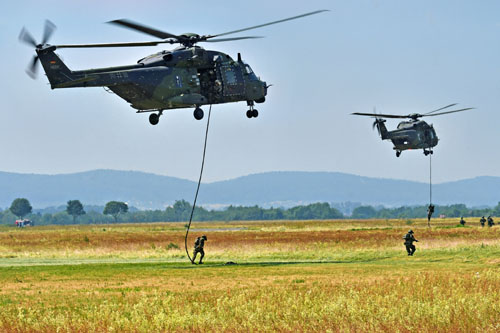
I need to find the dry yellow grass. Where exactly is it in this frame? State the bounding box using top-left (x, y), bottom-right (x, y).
top-left (0, 219), bottom-right (498, 332)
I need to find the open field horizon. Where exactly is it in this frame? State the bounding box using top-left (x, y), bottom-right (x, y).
top-left (0, 218), bottom-right (498, 332)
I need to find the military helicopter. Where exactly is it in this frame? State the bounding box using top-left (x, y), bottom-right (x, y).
top-left (19, 10), bottom-right (327, 125)
top-left (352, 104), bottom-right (474, 157)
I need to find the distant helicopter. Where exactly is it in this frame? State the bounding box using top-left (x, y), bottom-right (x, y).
top-left (19, 10), bottom-right (328, 125)
top-left (352, 104), bottom-right (474, 157)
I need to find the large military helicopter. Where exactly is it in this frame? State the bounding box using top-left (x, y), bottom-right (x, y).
top-left (19, 10), bottom-right (327, 125)
top-left (352, 104), bottom-right (474, 157)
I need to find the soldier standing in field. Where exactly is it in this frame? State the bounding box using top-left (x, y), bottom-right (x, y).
top-left (487, 216), bottom-right (494, 227)
top-left (460, 217), bottom-right (466, 226)
top-left (192, 235), bottom-right (207, 264)
top-left (403, 230), bottom-right (419, 256)
top-left (480, 216), bottom-right (486, 227)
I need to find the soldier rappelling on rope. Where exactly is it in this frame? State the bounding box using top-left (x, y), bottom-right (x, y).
top-left (192, 235), bottom-right (207, 264)
top-left (427, 204), bottom-right (435, 223)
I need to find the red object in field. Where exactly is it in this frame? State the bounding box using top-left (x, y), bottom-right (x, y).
top-left (15, 219), bottom-right (32, 227)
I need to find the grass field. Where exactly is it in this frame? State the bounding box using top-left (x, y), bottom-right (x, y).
top-left (0, 218), bottom-right (498, 332)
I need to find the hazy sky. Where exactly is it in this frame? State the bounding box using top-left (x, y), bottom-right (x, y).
top-left (1, 0), bottom-right (499, 183)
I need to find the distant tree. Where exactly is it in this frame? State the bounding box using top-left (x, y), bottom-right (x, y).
top-left (66, 200), bottom-right (86, 223)
top-left (493, 202), bottom-right (500, 217)
top-left (172, 200), bottom-right (192, 221)
top-left (103, 201), bottom-right (128, 222)
top-left (9, 198), bottom-right (32, 219)
top-left (351, 205), bottom-right (377, 219)
top-left (287, 203), bottom-right (343, 220)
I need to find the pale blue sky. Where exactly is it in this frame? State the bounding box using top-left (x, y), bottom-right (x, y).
top-left (0, 0), bottom-right (499, 183)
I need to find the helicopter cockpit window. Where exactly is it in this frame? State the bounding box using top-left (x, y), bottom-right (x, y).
top-left (223, 67), bottom-right (237, 84)
top-left (243, 63), bottom-right (259, 81)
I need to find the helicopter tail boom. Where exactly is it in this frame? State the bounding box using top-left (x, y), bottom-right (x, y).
top-left (37, 47), bottom-right (75, 88)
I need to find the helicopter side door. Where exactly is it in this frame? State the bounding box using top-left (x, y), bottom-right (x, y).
top-left (218, 63), bottom-right (245, 100)
top-left (198, 67), bottom-right (222, 104)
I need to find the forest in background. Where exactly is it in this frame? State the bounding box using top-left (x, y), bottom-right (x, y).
top-left (1, 199), bottom-right (499, 226)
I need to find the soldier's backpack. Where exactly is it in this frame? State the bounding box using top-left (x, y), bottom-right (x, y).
top-left (194, 237), bottom-right (201, 248)
top-left (403, 233), bottom-right (412, 244)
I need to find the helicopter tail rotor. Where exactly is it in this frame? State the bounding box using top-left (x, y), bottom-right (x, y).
top-left (372, 119), bottom-right (379, 134)
top-left (370, 107), bottom-right (384, 137)
top-left (372, 118), bottom-right (388, 139)
top-left (19, 20), bottom-right (57, 79)
top-left (372, 118), bottom-right (381, 136)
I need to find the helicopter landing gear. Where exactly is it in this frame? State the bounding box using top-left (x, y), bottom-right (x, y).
top-left (246, 101), bottom-right (259, 118)
top-left (193, 107), bottom-right (204, 120)
top-left (396, 151), bottom-right (401, 158)
top-left (246, 109), bottom-right (259, 118)
top-left (423, 149), bottom-right (434, 156)
top-left (149, 111), bottom-right (163, 125)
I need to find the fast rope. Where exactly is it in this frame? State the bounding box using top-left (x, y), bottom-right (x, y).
top-left (429, 153), bottom-right (432, 206)
top-left (184, 105), bottom-right (212, 264)
top-left (427, 153), bottom-right (433, 227)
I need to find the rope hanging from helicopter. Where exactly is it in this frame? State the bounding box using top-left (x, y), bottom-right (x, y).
top-left (427, 152), bottom-right (433, 227)
top-left (429, 153), bottom-right (432, 206)
top-left (184, 105), bottom-right (212, 265)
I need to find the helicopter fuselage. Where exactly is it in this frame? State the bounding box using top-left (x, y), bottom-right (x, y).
top-left (354, 103), bottom-right (472, 157)
top-left (37, 45), bottom-right (267, 112)
top-left (376, 119), bottom-right (439, 155)
top-left (22, 11), bottom-right (330, 125)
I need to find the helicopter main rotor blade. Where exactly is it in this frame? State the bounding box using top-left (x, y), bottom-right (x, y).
top-left (204, 36), bottom-right (264, 43)
top-left (108, 19), bottom-right (181, 40)
top-left (211, 9), bottom-right (329, 38)
top-left (422, 108), bottom-right (474, 117)
top-left (19, 27), bottom-right (38, 47)
top-left (55, 40), bottom-right (174, 49)
top-left (351, 112), bottom-right (409, 119)
top-left (41, 20), bottom-right (56, 44)
top-left (424, 103), bottom-right (457, 115)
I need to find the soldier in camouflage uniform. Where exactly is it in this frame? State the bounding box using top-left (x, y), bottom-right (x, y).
top-left (192, 235), bottom-right (207, 264)
top-left (480, 216), bottom-right (486, 227)
top-left (459, 217), bottom-right (466, 226)
top-left (403, 230), bottom-right (419, 256)
top-left (427, 204), bottom-right (435, 223)
top-left (487, 216), bottom-right (494, 227)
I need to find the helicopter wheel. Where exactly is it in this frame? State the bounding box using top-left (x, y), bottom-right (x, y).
top-left (424, 150), bottom-right (429, 156)
top-left (396, 151), bottom-right (401, 157)
top-left (246, 110), bottom-right (253, 118)
top-left (149, 113), bottom-right (160, 126)
top-left (194, 107), bottom-right (204, 120)
top-left (252, 109), bottom-right (259, 118)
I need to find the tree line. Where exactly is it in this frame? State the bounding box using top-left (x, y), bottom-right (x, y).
top-left (0, 198), bottom-right (499, 226)
top-left (0, 199), bottom-right (343, 225)
top-left (350, 203), bottom-right (500, 219)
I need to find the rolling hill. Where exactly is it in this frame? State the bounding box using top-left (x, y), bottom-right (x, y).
top-left (0, 170), bottom-right (498, 209)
